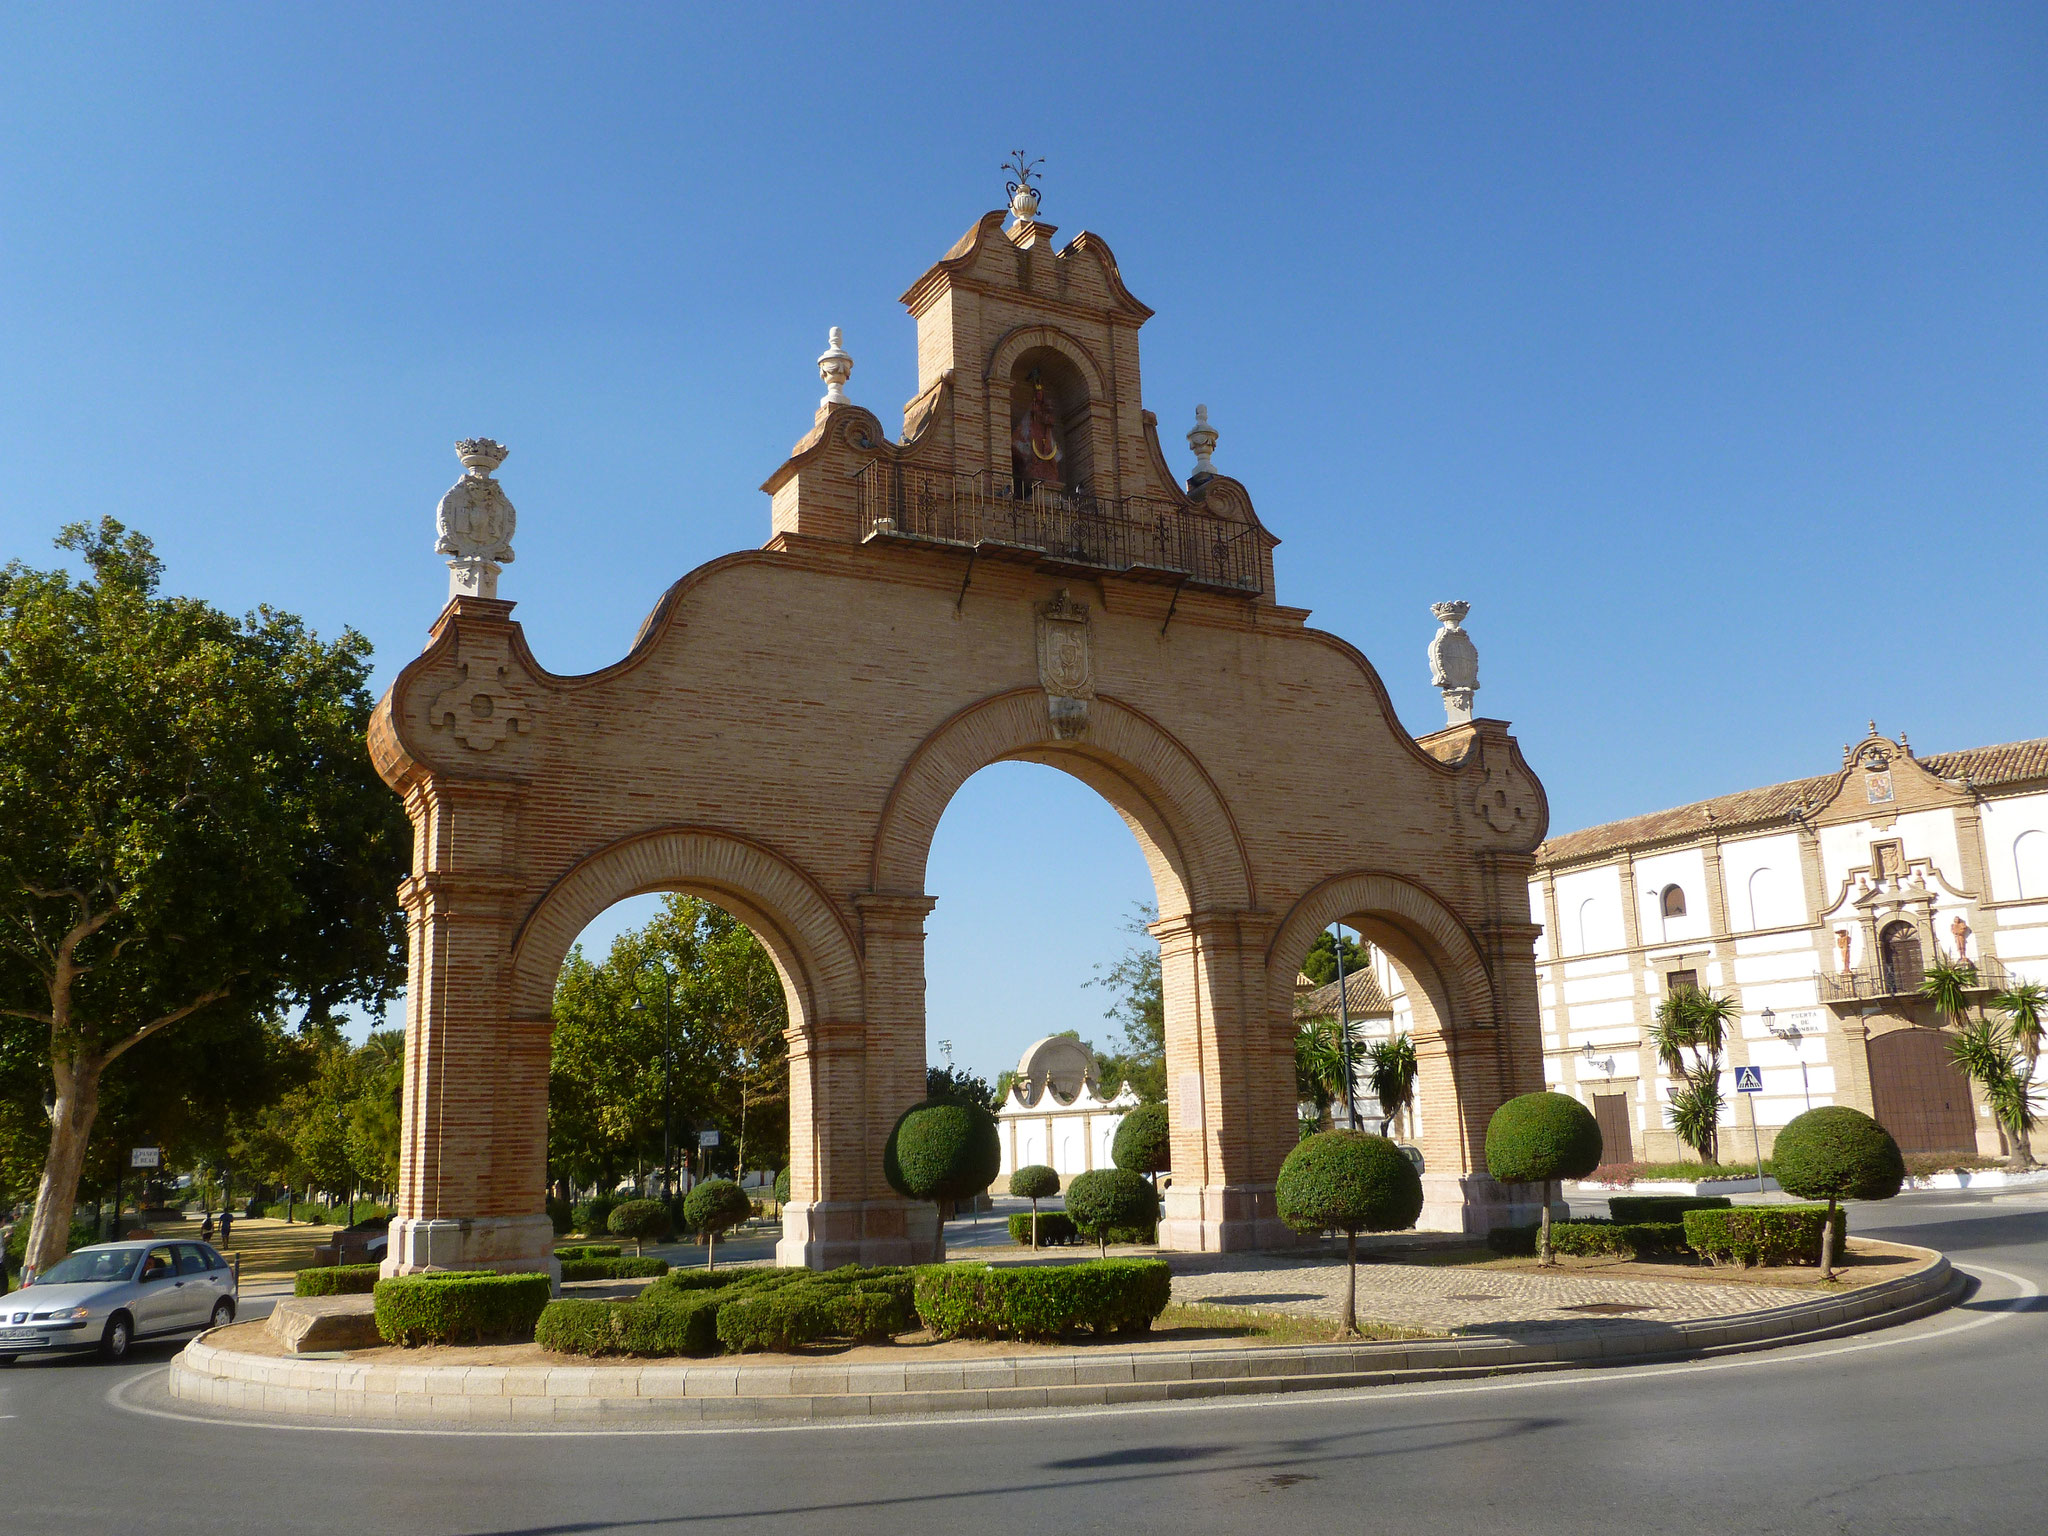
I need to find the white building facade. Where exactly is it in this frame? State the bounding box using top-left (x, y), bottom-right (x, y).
top-left (993, 1035), bottom-right (1142, 1180)
top-left (1532, 728), bottom-right (2048, 1163)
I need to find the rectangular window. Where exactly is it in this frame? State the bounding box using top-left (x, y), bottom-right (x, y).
top-left (1666, 969), bottom-right (1698, 996)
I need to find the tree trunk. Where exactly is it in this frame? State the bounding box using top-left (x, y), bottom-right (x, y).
top-left (1030, 1197), bottom-right (1039, 1250)
top-left (25, 1051), bottom-right (106, 1276)
top-left (1538, 1180), bottom-right (1554, 1266)
top-left (1819, 1199), bottom-right (1838, 1281)
top-left (707, 1231), bottom-right (716, 1273)
top-left (1342, 1229), bottom-right (1358, 1338)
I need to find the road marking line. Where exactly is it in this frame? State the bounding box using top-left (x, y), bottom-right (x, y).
top-left (106, 1261), bottom-right (2039, 1440)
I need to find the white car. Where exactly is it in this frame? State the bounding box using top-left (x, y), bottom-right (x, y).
top-left (1, 1239), bottom-right (238, 1364)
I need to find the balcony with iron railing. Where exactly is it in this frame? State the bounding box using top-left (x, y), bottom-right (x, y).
top-left (1819, 954), bottom-right (2014, 1006)
top-left (855, 463), bottom-right (1263, 595)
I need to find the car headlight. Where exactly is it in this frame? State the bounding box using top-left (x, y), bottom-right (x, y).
top-left (40, 1305), bottom-right (91, 1322)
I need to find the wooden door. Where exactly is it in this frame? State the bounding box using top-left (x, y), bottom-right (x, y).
top-left (1880, 921), bottom-right (1924, 996)
top-left (1591, 1092), bottom-right (1633, 1164)
top-left (1867, 1026), bottom-right (1976, 1154)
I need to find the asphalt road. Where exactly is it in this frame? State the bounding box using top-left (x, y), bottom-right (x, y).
top-left (4, 1187), bottom-right (2043, 1535)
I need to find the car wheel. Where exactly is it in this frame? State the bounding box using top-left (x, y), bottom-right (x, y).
top-left (209, 1297), bottom-right (235, 1329)
top-left (0, 1354), bottom-right (16, 1366)
top-left (98, 1312), bottom-right (132, 1362)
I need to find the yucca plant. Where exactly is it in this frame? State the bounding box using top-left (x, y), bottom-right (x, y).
top-left (1994, 982), bottom-right (2046, 1069)
top-left (1919, 956), bottom-right (1982, 1032)
top-left (1364, 1035), bottom-right (1419, 1141)
top-left (1294, 1017), bottom-right (1355, 1131)
top-left (1667, 1065), bottom-right (1725, 1164)
top-left (1948, 1018), bottom-right (2036, 1169)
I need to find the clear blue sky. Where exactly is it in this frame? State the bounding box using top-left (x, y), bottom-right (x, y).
top-left (4, 6), bottom-right (2043, 1077)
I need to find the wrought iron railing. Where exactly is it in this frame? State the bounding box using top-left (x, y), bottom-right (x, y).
top-left (1820, 955), bottom-right (2013, 1005)
top-left (855, 464), bottom-right (1262, 594)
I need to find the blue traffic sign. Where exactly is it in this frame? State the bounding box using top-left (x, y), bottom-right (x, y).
top-left (1733, 1065), bottom-right (1764, 1093)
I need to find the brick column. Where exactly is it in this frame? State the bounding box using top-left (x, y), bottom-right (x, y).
top-left (1155, 909), bottom-right (1301, 1252)
top-left (384, 785), bottom-right (557, 1283)
top-left (778, 894), bottom-right (940, 1267)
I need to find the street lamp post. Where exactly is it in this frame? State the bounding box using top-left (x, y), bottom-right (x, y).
top-left (633, 963), bottom-right (678, 1207)
top-left (1763, 1007), bottom-right (1812, 1113)
top-left (1331, 924), bottom-right (1358, 1129)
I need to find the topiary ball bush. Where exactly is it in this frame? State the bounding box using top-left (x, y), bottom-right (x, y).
top-left (1772, 1106), bottom-right (1906, 1204)
top-left (1111, 1103), bottom-right (1171, 1176)
top-left (607, 1199), bottom-right (673, 1246)
top-left (1009, 1164), bottom-right (1060, 1201)
top-left (1485, 1091), bottom-right (1605, 1186)
top-left (1065, 1167), bottom-right (1156, 1237)
top-left (774, 1167), bottom-right (792, 1204)
top-left (1275, 1131), bottom-right (1424, 1235)
top-left (683, 1178), bottom-right (755, 1237)
top-left (883, 1100), bottom-right (1002, 1203)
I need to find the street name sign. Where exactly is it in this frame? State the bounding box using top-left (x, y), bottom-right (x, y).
top-left (130, 1146), bottom-right (160, 1169)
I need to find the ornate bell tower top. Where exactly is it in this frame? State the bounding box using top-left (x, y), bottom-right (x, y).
top-left (761, 181), bottom-right (1277, 604)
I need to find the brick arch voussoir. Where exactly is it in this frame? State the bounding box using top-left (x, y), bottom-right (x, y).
top-left (984, 323), bottom-right (1109, 399)
top-left (508, 828), bottom-right (864, 1030)
top-left (870, 689), bottom-right (1253, 916)
top-left (1265, 872), bottom-right (1493, 1029)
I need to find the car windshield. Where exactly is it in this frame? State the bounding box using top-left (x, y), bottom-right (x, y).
top-left (30, 1249), bottom-right (139, 1286)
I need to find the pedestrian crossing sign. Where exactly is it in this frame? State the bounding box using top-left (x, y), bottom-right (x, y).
top-left (1734, 1065), bottom-right (1764, 1093)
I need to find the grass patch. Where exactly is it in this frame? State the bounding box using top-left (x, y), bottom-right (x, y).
top-left (1160, 1302), bottom-right (1434, 1344)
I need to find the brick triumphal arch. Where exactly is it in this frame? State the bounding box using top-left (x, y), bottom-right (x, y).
top-left (369, 196), bottom-right (1553, 1278)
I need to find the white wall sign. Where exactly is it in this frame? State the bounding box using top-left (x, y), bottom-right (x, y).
top-left (1178, 1071), bottom-right (1205, 1132)
top-left (130, 1146), bottom-right (160, 1169)
top-left (697, 1130), bottom-right (720, 1148)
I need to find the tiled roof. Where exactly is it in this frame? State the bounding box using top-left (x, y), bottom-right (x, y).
top-left (1293, 968), bottom-right (1393, 1020)
top-left (1536, 735), bottom-right (2048, 868)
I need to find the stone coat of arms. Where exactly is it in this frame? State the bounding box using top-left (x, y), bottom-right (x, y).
top-left (1036, 589), bottom-right (1094, 740)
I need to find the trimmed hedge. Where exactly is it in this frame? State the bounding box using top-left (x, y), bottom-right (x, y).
top-left (607, 1199), bottom-right (673, 1251)
top-left (535, 1265), bottom-right (919, 1358)
top-left (1009, 1164), bottom-right (1060, 1201)
top-left (682, 1179), bottom-right (753, 1241)
top-left (559, 1256), bottom-right (669, 1282)
top-left (1485, 1092), bottom-right (1605, 1186)
top-left (1772, 1107), bottom-right (1906, 1205)
top-left (573, 1196), bottom-right (618, 1235)
top-left (1608, 1195), bottom-right (1732, 1224)
top-left (373, 1272), bottom-right (553, 1346)
top-left (1488, 1219), bottom-right (1690, 1259)
top-left (1276, 1131), bottom-right (1425, 1236)
top-left (884, 1100), bottom-right (1002, 1203)
top-left (1009, 1211), bottom-right (1079, 1246)
top-left (554, 1244), bottom-right (623, 1261)
top-left (914, 1259), bottom-right (1173, 1342)
top-left (1066, 1168), bottom-right (1156, 1250)
top-left (294, 1263), bottom-right (383, 1297)
top-left (1682, 1205), bottom-right (1847, 1268)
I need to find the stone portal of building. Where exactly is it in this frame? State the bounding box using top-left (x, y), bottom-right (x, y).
top-left (368, 194), bottom-right (1553, 1277)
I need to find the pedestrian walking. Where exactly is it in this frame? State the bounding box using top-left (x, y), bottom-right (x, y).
top-left (219, 1209), bottom-right (233, 1245)
top-left (200, 1211), bottom-right (215, 1243)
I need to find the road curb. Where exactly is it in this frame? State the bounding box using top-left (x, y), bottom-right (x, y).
top-left (166, 1246), bottom-right (1957, 1426)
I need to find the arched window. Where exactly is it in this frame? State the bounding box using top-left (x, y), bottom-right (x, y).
top-left (2016, 830), bottom-right (2048, 901)
top-left (1880, 920), bottom-right (1924, 996)
top-left (1576, 897), bottom-right (1601, 954)
top-left (1660, 885), bottom-right (1687, 919)
top-left (1748, 867), bottom-right (1793, 929)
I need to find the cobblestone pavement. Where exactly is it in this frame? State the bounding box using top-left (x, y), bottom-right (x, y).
top-left (1165, 1251), bottom-right (1814, 1335)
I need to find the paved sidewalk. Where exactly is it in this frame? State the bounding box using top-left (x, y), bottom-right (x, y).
top-left (1166, 1252), bottom-right (1815, 1336)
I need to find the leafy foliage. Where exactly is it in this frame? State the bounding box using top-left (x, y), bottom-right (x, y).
top-left (1064, 1167), bottom-right (1157, 1254)
top-left (1484, 1092), bottom-right (1604, 1186)
top-left (882, 1100), bottom-right (1001, 1204)
top-left (1947, 1019), bottom-right (2037, 1164)
top-left (925, 1064), bottom-right (995, 1110)
top-left (293, 1263), bottom-right (384, 1297)
top-left (1276, 1131), bottom-right (1424, 1235)
top-left (1682, 1205), bottom-right (1847, 1268)
top-left (607, 1198), bottom-right (673, 1255)
top-left (1111, 1102), bottom-right (1170, 1177)
top-left (1294, 1017), bottom-right (1358, 1128)
top-left (1007, 1211), bottom-right (1078, 1245)
top-left (913, 1258), bottom-right (1172, 1341)
top-left (372, 1272), bottom-right (552, 1346)
top-left (1487, 1219), bottom-right (1691, 1259)
top-left (1771, 1106), bottom-right (1906, 1205)
top-left (534, 1265), bottom-right (917, 1358)
top-left (0, 520), bottom-right (409, 1269)
top-left (558, 1256), bottom-right (668, 1282)
top-left (681, 1177), bottom-right (753, 1266)
top-left (1363, 1035), bottom-right (1418, 1136)
top-left (1009, 1164), bottom-right (1060, 1201)
top-left (1607, 1195), bottom-right (1732, 1223)
top-left (1650, 988), bottom-right (1738, 1161)
top-left (1299, 929), bottom-right (1367, 987)
top-left (549, 894), bottom-right (789, 1197)
top-left (1084, 904), bottom-right (1165, 1101)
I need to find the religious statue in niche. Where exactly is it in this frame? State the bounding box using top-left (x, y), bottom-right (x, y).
top-left (1952, 916), bottom-right (1971, 960)
top-left (1012, 375), bottom-right (1064, 495)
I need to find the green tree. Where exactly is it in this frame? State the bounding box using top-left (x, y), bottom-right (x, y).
top-left (1009, 1164), bottom-right (1059, 1248)
top-left (1086, 904), bottom-right (1165, 1102)
top-left (1771, 1106), bottom-right (1905, 1280)
top-left (548, 895), bottom-right (790, 1198)
top-left (1363, 1035), bottom-right (1419, 1141)
top-left (607, 1197), bottom-right (673, 1257)
top-left (1295, 1017), bottom-right (1355, 1131)
top-left (1110, 1102), bottom-right (1170, 1191)
top-left (1651, 987), bottom-right (1738, 1162)
top-left (1299, 929), bottom-right (1367, 987)
top-left (926, 1064), bottom-right (995, 1110)
top-left (681, 1178), bottom-right (752, 1270)
top-left (1064, 1166), bottom-right (1155, 1257)
top-left (884, 1099), bottom-right (1001, 1231)
top-left (1484, 1091), bottom-right (1604, 1265)
top-left (1275, 1131), bottom-right (1424, 1334)
top-left (0, 521), bottom-right (408, 1273)
top-left (1922, 958), bottom-right (2033, 1168)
